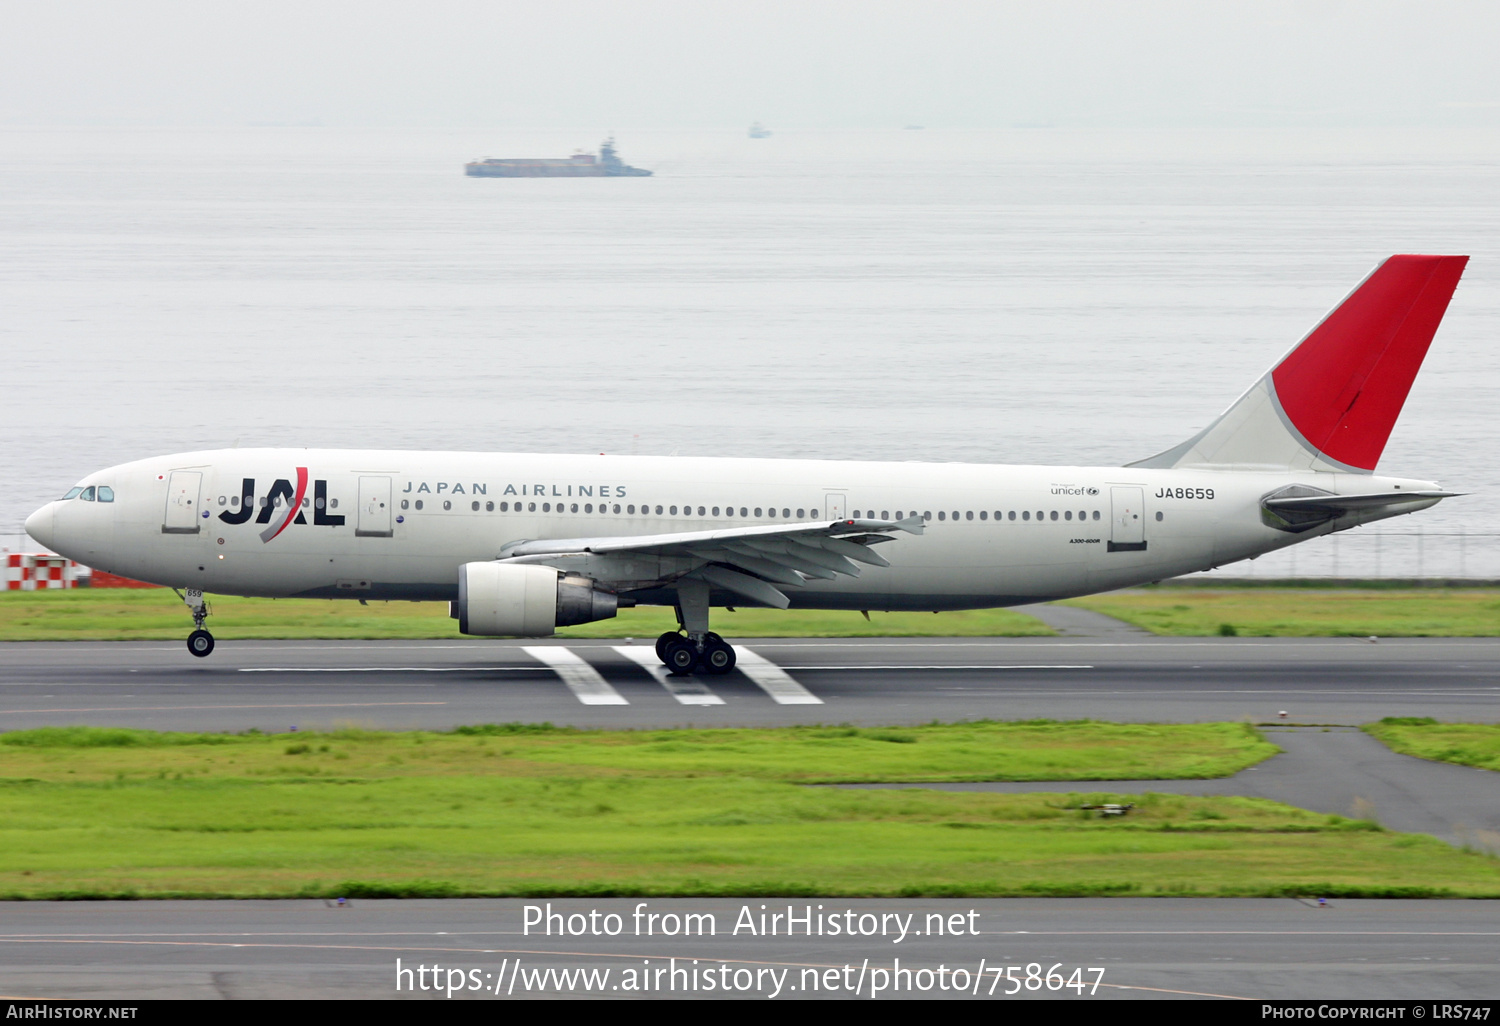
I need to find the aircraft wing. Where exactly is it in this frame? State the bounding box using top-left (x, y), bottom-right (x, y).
top-left (498, 516), bottom-right (924, 608)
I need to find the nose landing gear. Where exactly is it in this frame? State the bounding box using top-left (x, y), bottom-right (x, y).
top-left (177, 588), bottom-right (214, 657)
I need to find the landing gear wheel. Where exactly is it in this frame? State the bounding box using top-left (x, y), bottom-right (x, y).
top-left (703, 639), bottom-right (736, 675)
top-left (187, 629), bottom-right (215, 658)
top-left (664, 639), bottom-right (699, 676)
top-left (655, 631), bottom-right (684, 664)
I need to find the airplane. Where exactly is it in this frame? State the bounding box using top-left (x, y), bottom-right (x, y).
top-left (25, 254), bottom-right (1468, 674)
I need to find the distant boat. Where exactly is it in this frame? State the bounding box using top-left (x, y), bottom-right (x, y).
top-left (464, 137), bottom-right (652, 177)
top-left (748, 122), bottom-right (771, 139)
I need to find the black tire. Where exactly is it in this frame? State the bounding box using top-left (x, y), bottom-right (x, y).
top-left (187, 629), bottom-right (215, 658)
top-left (664, 639), bottom-right (699, 676)
top-left (655, 631), bottom-right (683, 664)
top-left (704, 640), bottom-right (736, 675)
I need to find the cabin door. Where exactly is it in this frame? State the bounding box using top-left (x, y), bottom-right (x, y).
top-left (162, 471), bottom-right (203, 534)
top-left (1108, 486), bottom-right (1147, 552)
top-left (356, 477), bottom-right (393, 538)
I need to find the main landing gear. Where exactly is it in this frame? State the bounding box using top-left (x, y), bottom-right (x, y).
top-left (179, 588), bottom-right (214, 658)
top-left (655, 630), bottom-right (736, 676)
top-left (657, 576), bottom-right (736, 676)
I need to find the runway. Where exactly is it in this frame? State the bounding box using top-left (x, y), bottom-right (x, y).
top-left (1, 897), bottom-right (1495, 1000)
top-left (0, 636), bottom-right (1497, 732)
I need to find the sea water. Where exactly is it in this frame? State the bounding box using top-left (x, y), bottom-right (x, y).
top-left (2, 126), bottom-right (1496, 578)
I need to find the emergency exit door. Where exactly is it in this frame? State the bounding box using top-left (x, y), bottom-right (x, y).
top-left (823, 493), bottom-right (846, 520)
top-left (1108, 486), bottom-right (1147, 552)
top-left (162, 471), bottom-right (203, 534)
top-left (356, 477), bottom-right (393, 537)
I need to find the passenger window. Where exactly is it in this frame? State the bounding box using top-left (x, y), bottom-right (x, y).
top-left (1092, 510), bottom-right (1100, 520)
top-left (1078, 510), bottom-right (1085, 520)
top-left (696, 506), bottom-right (705, 516)
top-left (783, 508), bottom-right (791, 518)
top-left (1008, 511), bottom-right (1015, 520)
top-left (979, 511), bottom-right (987, 520)
top-left (542, 502), bottom-right (551, 512)
top-left (810, 509), bottom-right (818, 517)
top-left (923, 511), bottom-right (932, 521)
top-left (655, 505), bottom-right (663, 515)
top-left (797, 509), bottom-right (805, 518)
top-left (1049, 510), bottom-right (1058, 521)
top-left (230, 495), bottom-right (240, 507)
top-left (62, 487), bottom-right (83, 500)
top-left (754, 507), bottom-right (763, 517)
top-left (712, 506), bottom-right (720, 516)
top-left (739, 507), bottom-right (747, 517)
top-left (486, 501), bottom-right (494, 511)
top-left (443, 500), bottom-right (451, 510)
top-left (853, 510), bottom-right (861, 518)
top-left (527, 502), bottom-right (536, 512)
top-left (937, 511), bottom-right (945, 521)
top-left (415, 500), bottom-right (424, 510)
top-left (570, 503), bottom-right (579, 513)
top-left (627, 504), bottom-right (635, 514)
top-left (882, 510), bottom-right (890, 520)
top-left (80, 487), bottom-right (95, 501)
top-left (1156, 511), bottom-right (1164, 521)
top-left (670, 505), bottom-right (678, 515)
top-left (952, 511), bottom-right (959, 520)
top-left (401, 499), bottom-right (409, 510)
top-left (966, 511), bottom-right (974, 521)
top-left (1022, 510), bottom-right (1030, 521)
top-left (471, 501), bottom-right (479, 511)
top-left (330, 498), bottom-right (338, 509)
top-left (1065, 510), bottom-right (1073, 520)
top-left (895, 511), bottom-right (904, 520)
top-left (217, 495), bottom-right (226, 506)
top-left (98, 486), bottom-right (115, 503)
top-left (500, 501), bottom-right (509, 512)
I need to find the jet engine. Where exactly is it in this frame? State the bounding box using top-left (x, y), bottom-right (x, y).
top-left (452, 562), bottom-right (618, 636)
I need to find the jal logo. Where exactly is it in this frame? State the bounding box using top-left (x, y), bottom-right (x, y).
top-left (217, 468), bottom-right (345, 542)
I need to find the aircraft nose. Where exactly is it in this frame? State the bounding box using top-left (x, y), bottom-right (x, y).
top-left (25, 503), bottom-right (56, 550)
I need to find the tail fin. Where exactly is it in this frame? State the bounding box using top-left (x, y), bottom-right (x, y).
top-left (1131, 255), bottom-right (1468, 473)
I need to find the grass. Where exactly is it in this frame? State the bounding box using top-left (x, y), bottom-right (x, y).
top-left (1, 722), bottom-right (1497, 899)
top-left (1365, 719), bottom-right (1500, 773)
top-left (0, 590), bottom-right (1052, 640)
top-left (1065, 588), bottom-right (1500, 637)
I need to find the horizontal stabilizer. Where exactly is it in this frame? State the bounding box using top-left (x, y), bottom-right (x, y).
top-left (1262, 490), bottom-right (1460, 513)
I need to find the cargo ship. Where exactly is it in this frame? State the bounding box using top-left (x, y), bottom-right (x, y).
top-left (464, 137), bottom-right (652, 177)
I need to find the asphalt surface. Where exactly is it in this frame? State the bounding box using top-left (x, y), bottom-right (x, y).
top-left (845, 726), bottom-right (1500, 854)
top-left (0, 635), bottom-right (1496, 732)
top-left (0, 898), bottom-right (1494, 1000)
top-left (3, 634), bottom-right (1497, 1001)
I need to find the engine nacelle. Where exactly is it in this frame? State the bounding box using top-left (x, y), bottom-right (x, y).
top-left (453, 562), bottom-right (618, 637)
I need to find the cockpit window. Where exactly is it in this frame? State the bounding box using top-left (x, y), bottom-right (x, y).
top-left (63, 487), bottom-right (83, 500)
top-left (97, 486), bottom-right (115, 503)
top-left (79, 486), bottom-right (96, 502)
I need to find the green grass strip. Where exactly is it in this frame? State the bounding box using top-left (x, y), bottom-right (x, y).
top-left (1065, 588), bottom-right (1500, 637)
top-left (2, 721), bottom-right (1498, 899)
top-left (1364, 719), bottom-right (1500, 773)
top-left (0, 590), bottom-right (1052, 640)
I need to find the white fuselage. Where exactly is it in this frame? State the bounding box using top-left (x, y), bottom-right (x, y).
top-left (31, 448), bottom-right (1441, 610)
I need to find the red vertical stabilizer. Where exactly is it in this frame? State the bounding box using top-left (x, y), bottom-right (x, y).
top-left (1269, 255), bottom-right (1467, 471)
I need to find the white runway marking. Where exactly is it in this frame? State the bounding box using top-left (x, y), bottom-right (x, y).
top-left (521, 647), bottom-right (628, 705)
top-left (613, 647), bottom-right (725, 705)
top-left (732, 647), bottom-right (823, 705)
top-left (777, 664), bottom-right (1094, 671)
top-left (0, 702), bottom-right (447, 714)
top-left (239, 667), bottom-right (537, 673)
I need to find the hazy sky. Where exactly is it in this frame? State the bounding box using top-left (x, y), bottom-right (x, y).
top-left (3, 0), bottom-right (1498, 129)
